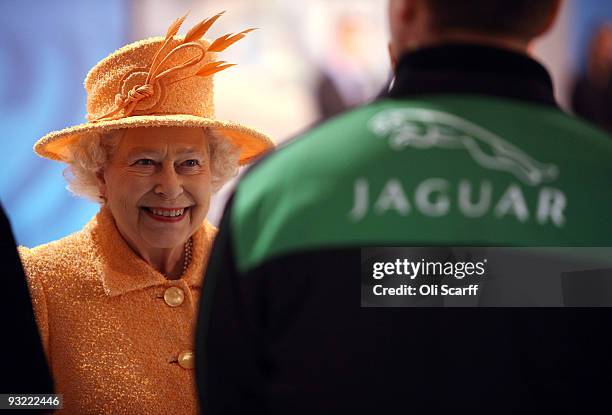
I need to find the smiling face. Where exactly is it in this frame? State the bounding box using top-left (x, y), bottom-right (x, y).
top-left (98, 126), bottom-right (211, 251)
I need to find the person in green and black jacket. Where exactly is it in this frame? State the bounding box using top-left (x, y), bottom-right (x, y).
top-left (196, 0), bottom-right (612, 413)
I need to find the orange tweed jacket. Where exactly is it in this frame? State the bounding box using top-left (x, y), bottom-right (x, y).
top-left (18, 206), bottom-right (216, 414)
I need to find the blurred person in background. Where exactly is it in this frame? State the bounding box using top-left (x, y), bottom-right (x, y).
top-left (18, 12), bottom-right (272, 414)
top-left (315, 14), bottom-right (385, 119)
top-left (571, 23), bottom-right (612, 132)
top-left (197, 0), bottom-right (612, 413)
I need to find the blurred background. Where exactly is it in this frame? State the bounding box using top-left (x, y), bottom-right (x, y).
top-left (1, 0), bottom-right (611, 247)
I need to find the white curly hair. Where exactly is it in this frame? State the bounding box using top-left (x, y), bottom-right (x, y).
top-left (62, 127), bottom-right (241, 204)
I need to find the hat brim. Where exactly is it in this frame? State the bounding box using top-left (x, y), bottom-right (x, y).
top-left (34, 114), bottom-right (274, 166)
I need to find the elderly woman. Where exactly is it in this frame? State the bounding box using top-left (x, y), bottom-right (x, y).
top-left (18, 12), bottom-right (273, 415)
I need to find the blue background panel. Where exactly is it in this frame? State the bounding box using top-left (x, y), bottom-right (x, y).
top-left (0, 0), bottom-right (129, 247)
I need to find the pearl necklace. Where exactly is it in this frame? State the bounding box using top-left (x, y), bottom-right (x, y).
top-left (182, 237), bottom-right (193, 275)
top-left (162, 237), bottom-right (192, 278)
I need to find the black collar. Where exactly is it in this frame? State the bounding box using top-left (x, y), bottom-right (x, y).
top-left (385, 43), bottom-right (558, 108)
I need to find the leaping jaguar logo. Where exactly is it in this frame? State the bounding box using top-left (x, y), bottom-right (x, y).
top-left (368, 108), bottom-right (559, 186)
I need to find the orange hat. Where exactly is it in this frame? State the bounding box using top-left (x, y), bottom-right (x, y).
top-left (34, 12), bottom-right (274, 165)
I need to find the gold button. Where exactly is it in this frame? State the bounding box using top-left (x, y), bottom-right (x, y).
top-left (178, 350), bottom-right (194, 369)
top-left (164, 287), bottom-right (185, 307)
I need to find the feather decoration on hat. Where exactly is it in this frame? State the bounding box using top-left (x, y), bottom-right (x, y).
top-left (189, 28), bottom-right (256, 80)
top-left (208, 28), bottom-right (257, 52)
top-left (151, 11), bottom-right (254, 82)
top-left (146, 13), bottom-right (189, 84)
top-left (196, 61), bottom-right (236, 77)
top-left (167, 13), bottom-right (189, 39)
top-left (183, 11), bottom-right (225, 44)
top-left (91, 11), bottom-right (254, 122)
